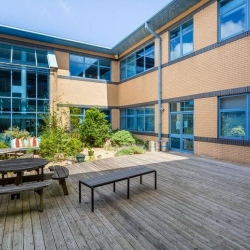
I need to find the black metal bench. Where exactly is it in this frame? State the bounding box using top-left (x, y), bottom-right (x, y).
top-left (79, 166), bottom-right (157, 212)
top-left (49, 165), bottom-right (69, 195)
top-left (0, 181), bottom-right (51, 212)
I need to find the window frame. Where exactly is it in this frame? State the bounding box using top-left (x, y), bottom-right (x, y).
top-left (119, 42), bottom-right (155, 81)
top-left (120, 106), bottom-right (155, 132)
top-left (0, 43), bottom-right (49, 68)
top-left (169, 18), bottom-right (194, 62)
top-left (69, 55), bottom-right (111, 81)
top-left (218, 0), bottom-right (249, 41)
top-left (218, 94), bottom-right (249, 140)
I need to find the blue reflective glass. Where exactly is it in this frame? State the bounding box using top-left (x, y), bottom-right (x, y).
top-left (100, 67), bottom-right (111, 80)
top-left (127, 116), bottom-right (135, 130)
top-left (0, 114), bottom-right (11, 133)
top-left (120, 117), bottom-right (126, 129)
top-left (0, 69), bottom-right (11, 97)
top-left (145, 115), bottom-right (155, 131)
top-left (136, 57), bottom-right (144, 74)
top-left (170, 27), bottom-right (180, 40)
top-left (27, 72), bottom-right (36, 98)
top-left (220, 5), bottom-right (246, 40)
top-left (0, 97), bottom-right (11, 112)
top-left (99, 60), bottom-right (110, 67)
top-left (85, 64), bottom-right (98, 79)
top-left (170, 37), bottom-right (181, 61)
top-left (12, 46), bottom-right (36, 65)
top-left (127, 61), bottom-right (136, 78)
top-left (85, 57), bottom-right (98, 65)
top-left (36, 50), bottom-right (48, 67)
top-left (136, 116), bottom-right (144, 131)
top-left (182, 32), bottom-right (193, 55)
top-left (220, 0), bottom-right (244, 15)
top-left (120, 67), bottom-right (126, 81)
top-left (0, 44), bottom-right (11, 62)
top-left (38, 73), bottom-right (49, 99)
top-left (70, 62), bottom-right (83, 77)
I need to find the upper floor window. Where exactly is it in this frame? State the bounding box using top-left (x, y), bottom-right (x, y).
top-left (219, 0), bottom-right (247, 41)
top-left (219, 95), bottom-right (248, 140)
top-left (170, 19), bottom-right (193, 61)
top-left (0, 43), bottom-right (49, 68)
top-left (69, 55), bottom-right (111, 81)
top-left (120, 43), bottom-right (155, 81)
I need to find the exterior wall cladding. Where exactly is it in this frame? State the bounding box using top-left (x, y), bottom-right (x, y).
top-left (1, 0), bottom-right (250, 165)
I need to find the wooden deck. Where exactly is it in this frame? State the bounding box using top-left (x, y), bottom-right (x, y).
top-left (1, 152), bottom-right (250, 250)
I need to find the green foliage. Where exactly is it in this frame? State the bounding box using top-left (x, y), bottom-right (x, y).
top-left (64, 138), bottom-right (83, 157)
top-left (39, 98), bottom-right (70, 161)
top-left (4, 126), bottom-right (30, 139)
top-left (115, 146), bottom-right (145, 157)
top-left (111, 130), bottom-right (136, 146)
top-left (80, 107), bottom-right (110, 147)
top-left (0, 141), bottom-right (8, 148)
top-left (230, 126), bottom-right (245, 137)
top-left (87, 145), bottom-right (94, 156)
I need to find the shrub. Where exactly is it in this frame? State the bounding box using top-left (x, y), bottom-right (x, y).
top-left (87, 145), bottom-right (94, 156)
top-left (111, 130), bottom-right (135, 146)
top-left (64, 138), bottom-right (83, 157)
top-left (4, 126), bottom-right (29, 139)
top-left (39, 137), bottom-right (57, 161)
top-left (80, 107), bottom-right (110, 147)
top-left (0, 141), bottom-right (7, 148)
top-left (115, 145), bottom-right (145, 157)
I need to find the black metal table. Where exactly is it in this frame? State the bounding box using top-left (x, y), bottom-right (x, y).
top-left (79, 166), bottom-right (157, 212)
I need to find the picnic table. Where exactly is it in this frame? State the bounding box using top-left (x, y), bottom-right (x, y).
top-left (0, 148), bottom-right (21, 159)
top-left (0, 158), bottom-right (50, 211)
top-left (0, 158), bottom-right (49, 186)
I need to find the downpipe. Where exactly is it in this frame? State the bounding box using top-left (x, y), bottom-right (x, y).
top-left (145, 22), bottom-right (162, 142)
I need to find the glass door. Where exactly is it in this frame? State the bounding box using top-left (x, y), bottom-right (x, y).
top-left (170, 101), bottom-right (194, 153)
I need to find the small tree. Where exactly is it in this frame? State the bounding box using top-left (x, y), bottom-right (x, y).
top-left (80, 107), bottom-right (110, 147)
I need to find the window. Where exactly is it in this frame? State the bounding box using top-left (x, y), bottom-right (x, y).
top-left (120, 43), bottom-right (155, 81)
top-left (219, 0), bottom-right (247, 41)
top-left (0, 43), bottom-right (49, 68)
top-left (170, 19), bottom-right (193, 61)
top-left (69, 108), bottom-right (111, 131)
top-left (120, 106), bottom-right (155, 132)
top-left (219, 95), bottom-right (248, 140)
top-left (69, 55), bottom-right (111, 81)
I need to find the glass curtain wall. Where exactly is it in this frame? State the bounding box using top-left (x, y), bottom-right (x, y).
top-left (0, 43), bottom-right (49, 137)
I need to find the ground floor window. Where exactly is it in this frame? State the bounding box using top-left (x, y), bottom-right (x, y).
top-left (69, 108), bottom-right (111, 131)
top-left (0, 65), bottom-right (50, 137)
top-left (219, 95), bottom-right (248, 140)
top-left (120, 106), bottom-right (155, 132)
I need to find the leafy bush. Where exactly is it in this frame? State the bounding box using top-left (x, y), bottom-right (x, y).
top-left (115, 146), bottom-right (145, 157)
top-left (0, 141), bottom-right (8, 148)
top-left (4, 127), bottom-right (29, 139)
top-left (80, 107), bottom-right (110, 147)
top-left (111, 130), bottom-right (135, 146)
top-left (39, 137), bottom-right (57, 161)
top-left (64, 138), bottom-right (83, 157)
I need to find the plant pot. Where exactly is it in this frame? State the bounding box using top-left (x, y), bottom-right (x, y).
top-left (76, 154), bottom-right (86, 163)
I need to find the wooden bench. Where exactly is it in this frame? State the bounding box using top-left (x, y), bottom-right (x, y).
top-left (49, 166), bottom-right (69, 195)
top-left (79, 166), bottom-right (157, 212)
top-left (0, 181), bottom-right (51, 212)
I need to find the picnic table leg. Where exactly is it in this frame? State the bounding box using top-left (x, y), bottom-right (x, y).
top-left (155, 171), bottom-right (157, 189)
top-left (127, 178), bottom-right (130, 199)
top-left (35, 189), bottom-right (44, 212)
top-left (91, 188), bottom-right (94, 212)
top-left (113, 182), bottom-right (115, 192)
top-left (140, 175), bottom-right (142, 184)
top-left (61, 179), bottom-right (68, 195)
top-left (79, 182), bottom-right (81, 203)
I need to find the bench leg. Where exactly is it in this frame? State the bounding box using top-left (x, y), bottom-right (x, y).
top-left (140, 175), bottom-right (142, 184)
top-left (155, 171), bottom-right (157, 189)
top-left (60, 179), bottom-right (68, 195)
top-left (35, 189), bottom-right (44, 212)
top-left (127, 178), bottom-right (130, 199)
top-left (91, 188), bottom-right (94, 212)
top-left (79, 182), bottom-right (81, 203)
top-left (113, 182), bottom-right (115, 192)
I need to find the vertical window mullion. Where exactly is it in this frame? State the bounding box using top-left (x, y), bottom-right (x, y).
top-left (83, 57), bottom-right (85, 78)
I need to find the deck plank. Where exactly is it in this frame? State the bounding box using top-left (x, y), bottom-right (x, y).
top-left (1, 152), bottom-right (250, 249)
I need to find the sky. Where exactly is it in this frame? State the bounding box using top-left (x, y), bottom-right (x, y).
top-left (0, 0), bottom-right (172, 48)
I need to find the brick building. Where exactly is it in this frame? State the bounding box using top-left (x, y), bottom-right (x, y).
top-left (0, 0), bottom-right (249, 164)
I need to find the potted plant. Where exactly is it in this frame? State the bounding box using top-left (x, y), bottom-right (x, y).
top-left (76, 153), bottom-right (86, 163)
